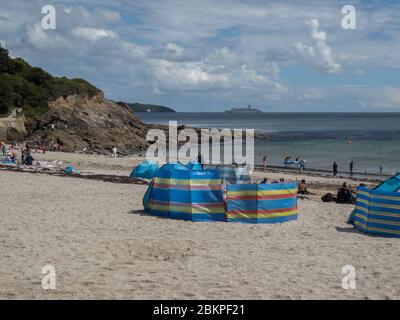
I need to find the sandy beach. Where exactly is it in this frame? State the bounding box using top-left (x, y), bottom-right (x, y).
top-left (1, 151), bottom-right (400, 299)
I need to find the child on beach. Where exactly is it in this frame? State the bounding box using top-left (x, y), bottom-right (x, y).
top-left (298, 179), bottom-right (308, 194)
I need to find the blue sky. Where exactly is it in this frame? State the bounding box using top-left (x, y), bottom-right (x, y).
top-left (0, 0), bottom-right (399, 111)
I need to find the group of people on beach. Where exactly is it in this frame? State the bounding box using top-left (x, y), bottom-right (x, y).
top-left (1, 142), bottom-right (17, 164)
top-left (321, 182), bottom-right (357, 204)
top-left (332, 161), bottom-right (354, 177)
top-left (260, 177), bottom-right (286, 184)
top-left (20, 144), bottom-right (35, 165)
top-left (259, 175), bottom-right (310, 196)
top-left (0, 142), bottom-right (36, 166)
top-left (263, 154), bottom-right (384, 178)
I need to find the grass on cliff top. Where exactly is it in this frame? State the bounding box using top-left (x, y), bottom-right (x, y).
top-left (0, 44), bottom-right (100, 117)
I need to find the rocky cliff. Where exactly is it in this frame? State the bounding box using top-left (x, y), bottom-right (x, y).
top-left (0, 115), bottom-right (27, 141)
top-left (25, 93), bottom-right (156, 155)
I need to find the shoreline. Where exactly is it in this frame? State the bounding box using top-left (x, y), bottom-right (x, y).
top-left (1, 151), bottom-right (384, 190)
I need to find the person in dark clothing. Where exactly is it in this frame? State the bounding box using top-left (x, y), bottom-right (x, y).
top-left (24, 153), bottom-right (34, 166)
top-left (333, 161), bottom-right (338, 177)
top-left (260, 177), bottom-right (268, 184)
top-left (336, 183), bottom-right (349, 203)
top-left (349, 161), bottom-right (354, 176)
top-left (336, 182), bottom-right (355, 204)
top-left (21, 149), bottom-right (26, 163)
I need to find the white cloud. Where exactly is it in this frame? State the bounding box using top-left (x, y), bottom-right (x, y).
top-left (26, 24), bottom-right (70, 50)
top-left (1, 0), bottom-right (399, 111)
top-left (293, 19), bottom-right (342, 74)
top-left (71, 27), bottom-right (117, 43)
top-left (149, 60), bottom-right (229, 92)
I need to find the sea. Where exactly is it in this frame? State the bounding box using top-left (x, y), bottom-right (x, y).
top-left (136, 112), bottom-right (400, 175)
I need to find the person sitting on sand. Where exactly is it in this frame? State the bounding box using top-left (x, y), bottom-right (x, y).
top-left (336, 182), bottom-right (355, 204)
top-left (279, 178), bottom-right (285, 183)
top-left (3, 154), bottom-right (11, 162)
top-left (260, 177), bottom-right (268, 184)
top-left (298, 179), bottom-right (308, 194)
top-left (24, 153), bottom-right (34, 166)
top-left (10, 152), bottom-right (16, 163)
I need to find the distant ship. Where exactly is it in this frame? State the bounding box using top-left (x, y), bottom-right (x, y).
top-left (225, 105), bottom-right (262, 113)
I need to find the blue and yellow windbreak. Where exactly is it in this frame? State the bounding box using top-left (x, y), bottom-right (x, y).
top-left (350, 186), bottom-right (400, 237)
top-left (226, 182), bottom-right (298, 223)
top-left (144, 165), bottom-right (226, 222)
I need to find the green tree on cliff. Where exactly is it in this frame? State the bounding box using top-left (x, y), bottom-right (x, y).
top-left (0, 43), bottom-right (100, 116)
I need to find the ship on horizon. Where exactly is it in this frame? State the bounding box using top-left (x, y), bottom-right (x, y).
top-left (225, 105), bottom-right (262, 113)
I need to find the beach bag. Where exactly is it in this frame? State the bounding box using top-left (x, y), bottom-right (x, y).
top-left (321, 193), bottom-right (334, 202)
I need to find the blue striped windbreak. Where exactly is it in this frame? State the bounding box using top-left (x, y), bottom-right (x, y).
top-left (226, 182), bottom-right (298, 224)
top-left (350, 186), bottom-right (400, 237)
top-left (144, 163), bottom-right (226, 222)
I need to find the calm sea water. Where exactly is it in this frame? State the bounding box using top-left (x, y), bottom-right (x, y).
top-left (137, 112), bottom-right (400, 174)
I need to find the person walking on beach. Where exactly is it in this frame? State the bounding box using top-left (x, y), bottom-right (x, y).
top-left (349, 160), bottom-right (354, 177)
top-left (112, 146), bottom-right (117, 158)
top-left (262, 155), bottom-right (267, 172)
top-left (379, 164), bottom-right (383, 175)
top-left (300, 159), bottom-right (305, 172)
top-left (333, 161), bottom-right (338, 177)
